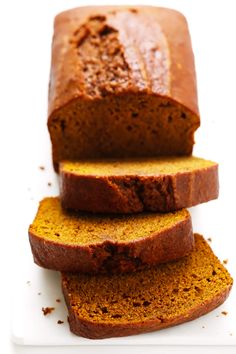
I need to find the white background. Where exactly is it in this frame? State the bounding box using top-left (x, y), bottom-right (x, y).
top-left (1, 0), bottom-right (236, 353)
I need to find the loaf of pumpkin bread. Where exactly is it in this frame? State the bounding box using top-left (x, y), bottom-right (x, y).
top-left (60, 156), bottom-right (218, 213)
top-left (28, 197), bottom-right (193, 273)
top-left (48, 6), bottom-right (200, 171)
top-left (62, 234), bottom-right (233, 339)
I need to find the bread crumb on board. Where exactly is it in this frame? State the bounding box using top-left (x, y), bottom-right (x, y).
top-left (221, 311), bottom-right (228, 316)
top-left (56, 298), bottom-right (61, 303)
top-left (39, 165), bottom-right (45, 170)
top-left (223, 259), bottom-right (228, 265)
top-left (42, 307), bottom-right (55, 316)
top-left (57, 320), bottom-right (64, 324)
top-left (207, 238), bottom-right (212, 242)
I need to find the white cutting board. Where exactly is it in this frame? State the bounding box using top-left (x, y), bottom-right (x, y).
top-left (8, 0), bottom-right (236, 349)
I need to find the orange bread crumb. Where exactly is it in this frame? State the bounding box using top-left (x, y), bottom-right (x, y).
top-left (62, 234), bottom-right (233, 339)
top-left (29, 197), bottom-right (193, 273)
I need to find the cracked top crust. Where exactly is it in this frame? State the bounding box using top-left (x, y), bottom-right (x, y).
top-left (48, 6), bottom-right (199, 116)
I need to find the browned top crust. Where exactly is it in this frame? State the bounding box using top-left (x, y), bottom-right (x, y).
top-left (48, 6), bottom-right (199, 117)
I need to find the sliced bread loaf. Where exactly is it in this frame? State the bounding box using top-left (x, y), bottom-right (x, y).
top-left (62, 234), bottom-right (233, 339)
top-left (60, 156), bottom-right (218, 213)
top-left (48, 6), bottom-right (200, 171)
top-left (28, 197), bottom-right (193, 273)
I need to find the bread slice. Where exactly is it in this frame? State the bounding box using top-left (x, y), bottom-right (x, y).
top-left (60, 156), bottom-right (218, 213)
top-left (48, 6), bottom-right (200, 171)
top-left (62, 234), bottom-right (233, 339)
top-left (28, 197), bottom-right (193, 273)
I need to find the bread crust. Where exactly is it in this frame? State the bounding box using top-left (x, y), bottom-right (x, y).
top-left (62, 282), bottom-right (232, 339)
top-left (60, 162), bottom-right (219, 213)
top-left (48, 6), bottom-right (200, 170)
top-left (29, 214), bottom-right (193, 273)
top-left (48, 6), bottom-right (199, 117)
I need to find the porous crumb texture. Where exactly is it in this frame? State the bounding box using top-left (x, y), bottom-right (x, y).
top-left (48, 6), bottom-right (200, 171)
top-left (59, 156), bottom-right (219, 213)
top-left (62, 234), bottom-right (233, 339)
top-left (61, 156), bottom-right (216, 176)
top-left (29, 197), bottom-right (189, 245)
top-left (28, 197), bottom-right (193, 273)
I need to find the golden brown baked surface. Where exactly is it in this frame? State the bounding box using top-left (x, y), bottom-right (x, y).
top-left (28, 197), bottom-right (193, 273)
top-left (62, 234), bottom-right (233, 339)
top-left (60, 156), bottom-right (219, 213)
top-left (48, 6), bottom-right (200, 170)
